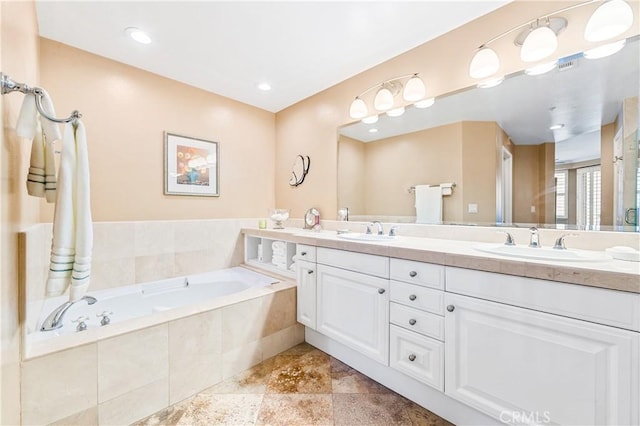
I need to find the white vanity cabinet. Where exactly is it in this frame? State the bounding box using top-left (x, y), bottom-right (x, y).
top-left (315, 248), bottom-right (390, 365)
top-left (445, 268), bottom-right (640, 426)
top-left (295, 259), bottom-right (316, 329)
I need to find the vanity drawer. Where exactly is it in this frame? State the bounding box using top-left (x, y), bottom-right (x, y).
top-left (390, 303), bottom-right (444, 341)
top-left (390, 325), bottom-right (444, 391)
top-left (390, 258), bottom-right (444, 290)
top-left (296, 244), bottom-right (317, 262)
top-left (390, 281), bottom-right (444, 315)
top-left (317, 247), bottom-right (389, 278)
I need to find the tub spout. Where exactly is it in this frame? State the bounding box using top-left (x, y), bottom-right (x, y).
top-left (41, 295), bottom-right (97, 331)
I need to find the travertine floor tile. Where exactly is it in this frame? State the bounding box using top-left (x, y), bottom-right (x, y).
top-left (265, 349), bottom-right (331, 394)
top-left (257, 394), bottom-right (333, 426)
top-left (330, 357), bottom-right (390, 394)
top-left (332, 393), bottom-right (413, 425)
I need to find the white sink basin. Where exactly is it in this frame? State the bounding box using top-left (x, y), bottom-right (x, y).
top-left (337, 233), bottom-right (396, 242)
top-left (473, 244), bottom-right (612, 262)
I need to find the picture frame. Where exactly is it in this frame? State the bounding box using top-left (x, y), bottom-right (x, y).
top-left (164, 132), bottom-right (219, 196)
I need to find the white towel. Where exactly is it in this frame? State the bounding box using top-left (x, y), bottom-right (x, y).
top-left (26, 122), bottom-right (46, 198)
top-left (414, 185), bottom-right (443, 224)
top-left (16, 93), bottom-right (37, 140)
top-left (271, 241), bottom-right (286, 250)
top-left (46, 120), bottom-right (93, 302)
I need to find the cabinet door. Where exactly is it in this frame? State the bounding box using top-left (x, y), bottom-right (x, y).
top-left (316, 264), bottom-right (389, 364)
top-left (445, 293), bottom-right (639, 426)
top-left (295, 259), bottom-right (316, 329)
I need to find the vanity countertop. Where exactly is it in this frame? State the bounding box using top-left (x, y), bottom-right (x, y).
top-left (242, 227), bottom-right (640, 294)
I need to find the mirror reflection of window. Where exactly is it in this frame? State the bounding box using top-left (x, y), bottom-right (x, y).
top-left (555, 170), bottom-right (568, 223)
top-left (577, 166), bottom-right (602, 229)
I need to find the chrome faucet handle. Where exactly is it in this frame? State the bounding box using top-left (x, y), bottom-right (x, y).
top-left (72, 316), bottom-right (89, 332)
top-left (389, 226), bottom-right (399, 237)
top-left (365, 223), bottom-right (373, 234)
top-left (97, 311), bottom-right (114, 326)
top-left (497, 230), bottom-right (515, 246)
top-left (553, 233), bottom-right (577, 250)
top-left (528, 226), bottom-right (541, 248)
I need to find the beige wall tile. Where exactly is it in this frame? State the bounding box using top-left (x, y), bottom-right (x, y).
top-left (98, 324), bottom-right (168, 403)
top-left (92, 222), bottom-right (135, 261)
top-left (168, 310), bottom-right (223, 404)
top-left (135, 253), bottom-right (175, 282)
top-left (262, 288), bottom-right (297, 337)
top-left (174, 221), bottom-right (214, 253)
top-left (134, 221), bottom-right (175, 257)
top-left (91, 257), bottom-right (136, 291)
top-left (221, 298), bottom-right (267, 352)
top-left (261, 324), bottom-right (305, 360)
top-left (98, 378), bottom-right (168, 425)
top-left (49, 406), bottom-right (98, 426)
top-left (222, 339), bottom-right (262, 380)
top-left (21, 344), bottom-right (97, 425)
top-left (174, 249), bottom-right (219, 276)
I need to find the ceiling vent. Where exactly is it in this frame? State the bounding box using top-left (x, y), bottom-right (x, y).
top-left (557, 52), bottom-right (583, 72)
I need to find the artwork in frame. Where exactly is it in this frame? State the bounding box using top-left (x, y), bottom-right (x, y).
top-left (164, 132), bottom-right (219, 196)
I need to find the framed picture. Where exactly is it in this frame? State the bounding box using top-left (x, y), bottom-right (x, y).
top-left (164, 132), bottom-right (219, 196)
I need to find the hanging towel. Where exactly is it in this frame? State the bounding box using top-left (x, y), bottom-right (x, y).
top-left (46, 120), bottom-right (93, 302)
top-left (414, 185), bottom-right (443, 224)
top-left (16, 93), bottom-right (37, 140)
top-left (26, 122), bottom-right (46, 198)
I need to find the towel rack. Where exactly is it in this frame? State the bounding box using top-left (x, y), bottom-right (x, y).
top-left (1, 72), bottom-right (82, 123)
top-left (408, 182), bottom-right (456, 193)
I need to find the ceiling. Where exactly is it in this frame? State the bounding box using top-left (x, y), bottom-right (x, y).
top-left (35, 1), bottom-right (510, 113)
top-left (340, 35), bottom-right (640, 164)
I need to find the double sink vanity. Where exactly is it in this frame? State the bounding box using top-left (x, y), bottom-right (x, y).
top-left (243, 225), bottom-right (639, 426)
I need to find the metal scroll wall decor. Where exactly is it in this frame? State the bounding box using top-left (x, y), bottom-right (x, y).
top-left (289, 154), bottom-right (310, 187)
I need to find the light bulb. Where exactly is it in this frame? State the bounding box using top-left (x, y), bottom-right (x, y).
top-left (373, 87), bottom-right (394, 111)
top-left (585, 0), bottom-right (634, 42)
top-left (349, 97), bottom-right (368, 119)
top-left (469, 47), bottom-right (500, 79)
top-left (125, 27), bottom-right (151, 44)
top-left (403, 75), bottom-right (426, 102)
top-left (521, 25), bottom-right (558, 62)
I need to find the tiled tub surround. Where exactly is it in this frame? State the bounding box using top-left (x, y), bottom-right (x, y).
top-left (20, 281), bottom-right (304, 425)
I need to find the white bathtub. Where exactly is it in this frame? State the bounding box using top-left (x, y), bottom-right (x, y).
top-left (27, 267), bottom-right (279, 353)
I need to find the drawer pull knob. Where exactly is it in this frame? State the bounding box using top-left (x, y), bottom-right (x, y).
top-left (447, 305), bottom-right (455, 312)
top-left (409, 271), bottom-right (417, 277)
top-left (307, 270), bottom-right (314, 275)
top-left (378, 288), bottom-right (386, 294)
top-left (409, 294), bottom-right (417, 301)
top-left (408, 354), bottom-right (417, 362)
top-left (409, 319), bottom-right (417, 325)
top-left (301, 252), bottom-right (307, 256)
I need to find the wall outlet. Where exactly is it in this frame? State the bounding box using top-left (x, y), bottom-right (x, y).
top-left (468, 203), bottom-right (478, 214)
top-left (530, 205), bottom-right (536, 213)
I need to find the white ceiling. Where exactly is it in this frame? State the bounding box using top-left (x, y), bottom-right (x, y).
top-left (35, 0), bottom-right (510, 113)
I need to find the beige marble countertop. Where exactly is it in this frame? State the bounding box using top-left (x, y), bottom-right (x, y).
top-left (242, 227), bottom-right (640, 294)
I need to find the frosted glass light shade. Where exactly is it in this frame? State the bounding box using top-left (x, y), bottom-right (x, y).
top-left (521, 26), bottom-right (558, 62)
top-left (349, 97), bottom-right (368, 119)
top-left (585, 0), bottom-right (633, 42)
top-left (402, 75), bottom-right (426, 101)
top-left (469, 47), bottom-right (500, 79)
top-left (374, 87), bottom-right (395, 111)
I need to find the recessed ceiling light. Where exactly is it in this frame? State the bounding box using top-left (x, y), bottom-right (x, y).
top-left (525, 61), bottom-right (557, 76)
top-left (362, 115), bottom-right (379, 124)
top-left (414, 97), bottom-right (435, 108)
top-left (368, 128), bottom-right (379, 133)
top-left (257, 83), bottom-right (272, 91)
top-left (583, 39), bottom-right (626, 59)
top-left (549, 123), bottom-right (565, 130)
top-left (477, 76), bottom-right (504, 89)
top-left (125, 27), bottom-right (151, 44)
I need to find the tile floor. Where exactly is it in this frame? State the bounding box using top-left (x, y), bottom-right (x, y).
top-left (135, 342), bottom-right (454, 426)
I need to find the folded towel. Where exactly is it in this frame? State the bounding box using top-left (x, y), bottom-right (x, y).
top-left (271, 241), bottom-right (286, 250)
top-left (415, 185), bottom-right (443, 224)
top-left (46, 120), bottom-right (93, 302)
top-left (17, 93), bottom-right (37, 140)
top-left (272, 254), bottom-right (286, 262)
top-left (272, 247), bottom-right (286, 256)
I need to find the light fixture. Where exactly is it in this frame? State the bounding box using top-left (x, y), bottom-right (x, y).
top-left (468, 1), bottom-right (634, 78)
top-left (125, 27), bottom-right (151, 44)
top-left (520, 21), bottom-right (558, 62)
top-left (257, 82), bottom-right (272, 91)
top-left (549, 123), bottom-right (565, 130)
top-left (477, 76), bottom-right (504, 89)
top-left (368, 128), bottom-right (378, 133)
top-left (585, 0), bottom-right (634, 42)
top-left (584, 39), bottom-right (626, 59)
top-left (525, 61), bottom-right (557, 76)
top-left (469, 47), bottom-right (500, 79)
top-left (386, 107), bottom-right (405, 117)
top-left (414, 97), bottom-right (435, 108)
top-left (348, 73), bottom-right (427, 119)
top-left (362, 115), bottom-right (379, 124)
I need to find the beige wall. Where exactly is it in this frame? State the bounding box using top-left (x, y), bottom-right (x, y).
top-left (539, 142), bottom-right (556, 224)
top-left (513, 145), bottom-right (541, 223)
top-left (601, 123), bottom-right (615, 225)
top-left (275, 1), bottom-right (640, 219)
top-left (39, 39), bottom-right (276, 222)
top-left (1, 2), bottom-right (41, 423)
top-left (336, 135), bottom-right (365, 215)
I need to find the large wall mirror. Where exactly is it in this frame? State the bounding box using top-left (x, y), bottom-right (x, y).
top-left (338, 35), bottom-right (639, 232)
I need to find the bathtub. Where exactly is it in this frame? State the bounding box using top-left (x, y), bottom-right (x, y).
top-left (26, 266), bottom-right (281, 356)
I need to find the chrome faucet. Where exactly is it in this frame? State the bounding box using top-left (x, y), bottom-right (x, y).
top-left (528, 227), bottom-right (541, 248)
top-left (366, 221), bottom-right (384, 235)
top-left (553, 233), bottom-right (577, 250)
top-left (41, 295), bottom-right (97, 331)
top-left (498, 230), bottom-right (516, 246)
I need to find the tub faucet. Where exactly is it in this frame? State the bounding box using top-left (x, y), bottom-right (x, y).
top-left (366, 221), bottom-right (384, 235)
top-left (528, 227), bottom-right (541, 248)
top-left (41, 295), bottom-right (97, 331)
